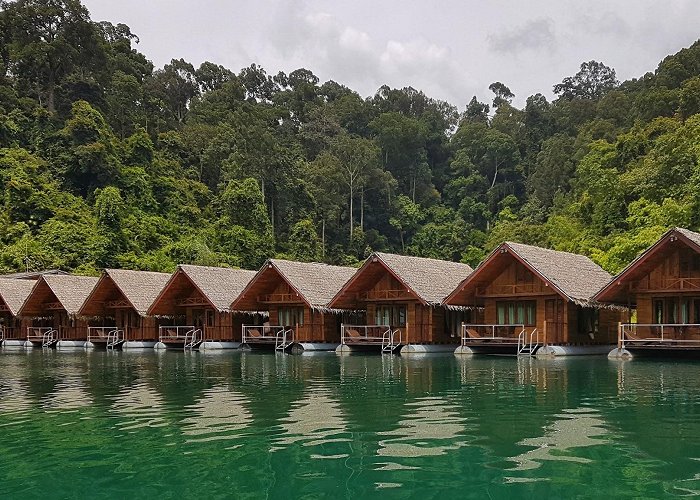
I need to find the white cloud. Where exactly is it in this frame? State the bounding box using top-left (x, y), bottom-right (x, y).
top-left (488, 18), bottom-right (556, 54)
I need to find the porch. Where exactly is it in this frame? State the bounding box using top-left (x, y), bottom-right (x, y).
top-left (340, 324), bottom-right (403, 353)
top-left (241, 325), bottom-right (295, 351)
top-left (158, 325), bottom-right (203, 350)
top-left (459, 323), bottom-right (541, 355)
top-left (26, 326), bottom-right (59, 347)
top-left (87, 326), bottom-right (126, 349)
top-left (619, 323), bottom-right (700, 351)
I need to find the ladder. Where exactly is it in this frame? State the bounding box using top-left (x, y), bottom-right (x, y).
top-left (106, 329), bottom-right (123, 350)
top-left (381, 329), bottom-right (400, 353)
top-left (275, 328), bottom-right (294, 351)
top-left (183, 329), bottom-right (202, 350)
top-left (517, 328), bottom-right (539, 356)
top-left (42, 329), bottom-right (58, 348)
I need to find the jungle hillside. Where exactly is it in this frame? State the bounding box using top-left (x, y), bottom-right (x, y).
top-left (2, 0), bottom-right (700, 275)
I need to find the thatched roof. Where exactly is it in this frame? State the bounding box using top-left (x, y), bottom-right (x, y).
top-left (329, 252), bottom-right (473, 309)
top-left (505, 243), bottom-right (612, 304)
top-left (0, 269), bottom-right (69, 280)
top-left (80, 269), bottom-right (171, 317)
top-left (19, 275), bottom-right (99, 316)
top-left (445, 242), bottom-right (612, 307)
top-left (149, 265), bottom-right (257, 315)
top-left (375, 252), bottom-right (473, 305)
top-left (270, 260), bottom-right (357, 308)
top-left (232, 259), bottom-right (357, 311)
top-left (0, 278), bottom-right (36, 316)
top-left (595, 227), bottom-right (700, 305)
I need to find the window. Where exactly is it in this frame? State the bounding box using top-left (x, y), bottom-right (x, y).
top-left (206, 309), bottom-right (214, 328)
top-left (375, 305), bottom-right (406, 327)
top-left (654, 297), bottom-right (700, 324)
top-left (496, 301), bottom-right (535, 326)
top-left (278, 307), bottom-right (304, 327)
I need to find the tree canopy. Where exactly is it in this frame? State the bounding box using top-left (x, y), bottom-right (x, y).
top-left (2, 0), bottom-right (700, 275)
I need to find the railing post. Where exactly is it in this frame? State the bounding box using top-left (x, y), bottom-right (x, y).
top-left (617, 322), bottom-right (622, 349)
top-left (543, 321), bottom-right (547, 347)
top-left (661, 325), bottom-right (664, 341)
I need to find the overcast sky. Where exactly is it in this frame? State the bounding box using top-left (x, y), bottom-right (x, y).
top-left (82, 0), bottom-right (700, 108)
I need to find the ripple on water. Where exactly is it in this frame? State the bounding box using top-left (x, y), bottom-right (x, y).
top-left (376, 396), bottom-right (471, 461)
top-left (180, 384), bottom-right (252, 444)
top-left (111, 381), bottom-right (167, 430)
top-left (271, 386), bottom-right (349, 455)
top-left (41, 378), bottom-right (92, 412)
top-left (506, 407), bottom-right (609, 473)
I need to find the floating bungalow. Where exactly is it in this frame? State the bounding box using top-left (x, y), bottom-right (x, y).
top-left (444, 242), bottom-right (620, 356)
top-left (596, 228), bottom-right (700, 358)
top-left (327, 252), bottom-right (474, 354)
top-left (147, 265), bottom-right (257, 350)
top-left (18, 275), bottom-right (99, 348)
top-left (78, 269), bottom-right (171, 349)
top-left (0, 278), bottom-right (36, 348)
top-left (231, 259), bottom-right (357, 351)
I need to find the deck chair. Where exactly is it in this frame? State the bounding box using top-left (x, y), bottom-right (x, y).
top-left (466, 328), bottom-right (482, 339)
top-left (346, 329), bottom-right (362, 340)
top-left (247, 329), bottom-right (262, 338)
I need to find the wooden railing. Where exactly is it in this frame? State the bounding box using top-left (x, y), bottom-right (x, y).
top-left (257, 293), bottom-right (301, 303)
top-left (359, 289), bottom-right (412, 301)
top-left (475, 283), bottom-right (548, 296)
top-left (632, 278), bottom-right (700, 291)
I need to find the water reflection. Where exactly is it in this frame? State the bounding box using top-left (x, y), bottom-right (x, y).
top-left (377, 396), bottom-right (469, 458)
top-left (111, 381), bottom-right (167, 430)
top-left (507, 408), bottom-right (609, 471)
top-left (1, 350), bottom-right (700, 499)
top-left (273, 386), bottom-right (348, 453)
top-left (42, 378), bottom-right (92, 411)
top-left (181, 384), bottom-right (251, 444)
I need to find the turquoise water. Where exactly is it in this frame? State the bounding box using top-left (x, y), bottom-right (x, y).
top-left (1, 351), bottom-right (700, 499)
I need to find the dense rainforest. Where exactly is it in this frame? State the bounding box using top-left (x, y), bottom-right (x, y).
top-left (2, 0), bottom-right (700, 276)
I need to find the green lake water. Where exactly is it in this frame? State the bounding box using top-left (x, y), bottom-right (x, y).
top-left (1, 350), bottom-right (700, 499)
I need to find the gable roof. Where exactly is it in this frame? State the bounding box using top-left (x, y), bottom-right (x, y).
top-left (80, 269), bottom-right (172, 317)
top-left (19, 275), bottom-right (99, 316)
top-left (149, 265), bottom-right (257, 315)
top-left (595, 227), bottom-right (700, 304)
top-left (0, 269), bottom-right (69, 279)
top-left (446, 242), bottom-right (612, 307)
top-left (232, 259), bottom-right (358, 311)
top-left (375, 252), bottom-right (474, 305)
top-left (329, 252), bottom-right (473, 309)
top-left (0, 278), bottom-right (36, 316)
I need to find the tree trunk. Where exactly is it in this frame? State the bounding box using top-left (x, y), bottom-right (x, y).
top-left (349, 184), bottom-right (354, 240)
top-left (47, 73), bottom-right (55, 113)
top-left (321, 218), bottom-right (326, 259)
top-left (360, 190), bottom-right (364, 231)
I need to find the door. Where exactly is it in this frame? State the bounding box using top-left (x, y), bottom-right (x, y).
top-left (545, 299), bottom-right (564, 343)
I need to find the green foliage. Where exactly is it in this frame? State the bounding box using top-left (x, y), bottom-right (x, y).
top-left (2, 0), bottom-right (700, 276)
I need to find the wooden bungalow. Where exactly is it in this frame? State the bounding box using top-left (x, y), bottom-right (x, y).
top-left (327, 252), bottom-right (474, 353)
top-left (78, 269), bottom-right (171, 349)
top-left (0, 278), bottom-right (36, 347)
top-left (231, 259), bottom-right (357, 351)
top-left (444, 242), bottom-right (620, 356)
top-left (18, 275), bottom-right (99, 348)
top-left (147, 265), bottom-right (257, 349)
top-left (595, 228), bottom-right (700, 357)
